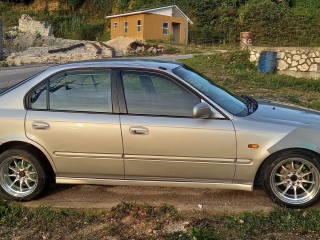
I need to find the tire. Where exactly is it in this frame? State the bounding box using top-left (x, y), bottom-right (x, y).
top-left (0, 148), bottom-right (48, 201)
top-left (262, 150), bottom-right (320, 208)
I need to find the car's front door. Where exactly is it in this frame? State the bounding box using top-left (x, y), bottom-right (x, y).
top-left (25, 69), bottom-right (123, 179)
top-left (119, 70), bottom-right (236, 183)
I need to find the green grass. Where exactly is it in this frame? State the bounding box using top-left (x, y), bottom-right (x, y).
top-left (2, 200), bottom-right (320, 239)
top-left (179, 51), bottom-right (320, 111)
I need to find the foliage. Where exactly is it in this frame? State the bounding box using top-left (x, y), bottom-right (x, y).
top-left (2, 200), bottom-right (320, 238)
top-left (1, 0), bottom-right (320, 45)
top-left (180, 51), bottom-right (320, 111)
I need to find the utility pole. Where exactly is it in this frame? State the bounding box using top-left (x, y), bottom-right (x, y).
top-left (0, 18), bottom-right (3, 61)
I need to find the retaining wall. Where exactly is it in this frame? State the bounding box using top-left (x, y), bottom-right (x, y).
top-left (250, 47), bottom-right (320, 73)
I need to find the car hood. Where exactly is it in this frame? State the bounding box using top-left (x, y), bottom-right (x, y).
top-left (250, 100), bottom-right (320, 128)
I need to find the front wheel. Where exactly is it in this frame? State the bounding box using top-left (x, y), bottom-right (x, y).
top-left (0, 148), bottom-right (48, 201)
top-left (263, 151), bottom-right (320, 208)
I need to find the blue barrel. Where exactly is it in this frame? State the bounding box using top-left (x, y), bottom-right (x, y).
top-left (258, 51), bottom-right (277, 73)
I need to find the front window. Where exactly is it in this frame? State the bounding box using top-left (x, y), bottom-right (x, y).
top-left (124, 21), bottom-right (128, 33)
top-left (163, 22), bottom-right (169, 35)
top-left (173, 66), bottom-right (248, 116)
top-left (122, 70), bottom-right (200, 117)
top-left (137, 20), bottom-right (141, 32)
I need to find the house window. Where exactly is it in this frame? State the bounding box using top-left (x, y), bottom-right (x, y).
top-left (137, 19), bottom-right (141, 32)
top-left (114, 22), bottom-right (118, 29)
top-left (163, 22), bottom-right (169, 35)
top-left (124, 21), bottom-right (128, 34)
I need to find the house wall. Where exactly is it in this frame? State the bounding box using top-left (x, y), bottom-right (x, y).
top-left (144, 14), bottom-right (186, 44)
top-left (110, 13), bottom-right (188, 45)
top-left (110, 14), bottom-right (145, 40)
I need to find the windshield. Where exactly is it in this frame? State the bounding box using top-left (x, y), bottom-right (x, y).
top-left (173, 66), bottom-right (249, 117)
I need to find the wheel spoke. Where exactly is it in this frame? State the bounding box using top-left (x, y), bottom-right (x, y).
top-left (8, 166), bottom-right (18, 172)
top-left (14, 160), bottom-right (19, 168)
top-left (293, 186), bottom-right (298, 199)
top-left (28, 177), bottom-right (36, 183)
top-left (4, 174), bottom-right (16, 177)
top-left (276, 173), bottom-right (287, 178)
top-left (299, 184), bottom-right (310, 195)
top-left (19, 179), bottom-right (23, 192)
top-left (297, 164), bottom-right (305, 173)
top-left (276, 180), bottom-right (287, 186)
top-left (9, 178), bottom-right (19, 187)
top-left (302, 172), bottom-right (312, 178)
top-left (282, 184), bottom-right (291, 195)
top-left (28, 171), bottom-right (36, 176)
top-left (302, 179), bottom-right (315, 184)
top-left (281, 165), bottom-right (288, 172)
top-left (24, 180), bottom-right (32, 189)
top-left (291, 161), bottom-right (295, 170)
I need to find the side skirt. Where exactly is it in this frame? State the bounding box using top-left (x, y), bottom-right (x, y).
top-left (56, 177), bottom-right (253, 191)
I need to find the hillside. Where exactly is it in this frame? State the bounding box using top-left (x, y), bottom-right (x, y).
top-left (0, 0), bottom-right (320, 46)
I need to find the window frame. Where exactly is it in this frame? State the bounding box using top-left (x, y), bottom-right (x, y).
top-left (25, 68), bottom-right (119, 114)
top-left (137, 19), bottom-right (141, 32)
top-left (124, 21), bottom-right (128, 34)
top-left (163, 22), bottom-right (169, 35)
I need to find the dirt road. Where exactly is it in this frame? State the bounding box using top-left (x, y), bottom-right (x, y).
top-left (21, 184), bottom-right (284, 213)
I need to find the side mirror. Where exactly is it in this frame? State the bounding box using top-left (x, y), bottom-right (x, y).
top-left (193, 102), bottom-right (213, 119)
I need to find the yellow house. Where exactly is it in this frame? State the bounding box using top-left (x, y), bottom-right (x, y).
top-left (105, 5), bottom-right (193, 45)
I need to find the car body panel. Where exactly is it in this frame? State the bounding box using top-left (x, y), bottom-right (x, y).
top-left (25, 111), bottom-right (124, 179)
top-left (120, 115), bottom-right (236, 182)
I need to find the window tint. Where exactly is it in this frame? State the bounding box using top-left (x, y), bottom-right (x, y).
top-left (137, 20), bottom-right (141, 32)
top-left (124, 21), bottom-right (128, 33)
top-left (163, 22), bottom-right (169, 35)
top-left (30, 70), bottom-right (112, 113)
top-left (122, 71), bottom-right (200, 117)
top-left (30, 81), bottom-right (47, 109)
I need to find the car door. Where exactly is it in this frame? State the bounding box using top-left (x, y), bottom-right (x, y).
top-left (119, 70), bottom-right (236, 183)
top-left (25, 69), bottom-right (124, 179)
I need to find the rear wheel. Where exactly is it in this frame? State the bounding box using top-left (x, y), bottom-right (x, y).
top-left (263, 151), bottom-right (320, 208)
top-left (0, 148), bottom-right (47, 201)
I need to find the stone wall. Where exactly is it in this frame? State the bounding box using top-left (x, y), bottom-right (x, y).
top-left (18, 14), bottom-right (53, 37)
top-left (250, 47), bottom-right (320, 73)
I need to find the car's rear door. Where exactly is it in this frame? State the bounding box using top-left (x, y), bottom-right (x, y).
top-left (119, 69), bottom-right (236, 183)
top-left (25, 69), bottom-right (124, 179)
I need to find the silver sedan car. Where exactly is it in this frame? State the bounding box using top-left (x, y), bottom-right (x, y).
top-left (0, 59), bottom-right (319, 208)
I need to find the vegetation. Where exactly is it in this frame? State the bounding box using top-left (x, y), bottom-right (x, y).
top-left (180, 51), bottom-right (320, 111)
top-left (1, 199), bottom-right (320, 239)
top-left (1, 0), bottom-right (320, 45)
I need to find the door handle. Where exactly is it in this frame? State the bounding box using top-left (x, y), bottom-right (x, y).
top-left (32, 121), bottom-right (50, 130)
top-left (129, 126), bottom-right (149, 135)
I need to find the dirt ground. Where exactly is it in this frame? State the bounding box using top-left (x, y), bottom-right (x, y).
top-left (22, 184), bottom-right (283, 213)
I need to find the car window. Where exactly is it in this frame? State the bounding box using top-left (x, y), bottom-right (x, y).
top-left (122, 71), bottom-right (200, 117)
top-left (30, 70), bottom-right (112, 113)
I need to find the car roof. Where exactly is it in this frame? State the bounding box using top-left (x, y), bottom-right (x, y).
top-left (46, 59), bottom-right (183, 72)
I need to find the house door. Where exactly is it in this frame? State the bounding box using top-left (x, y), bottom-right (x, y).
top-left (172, 23), bottom-right (180, 44)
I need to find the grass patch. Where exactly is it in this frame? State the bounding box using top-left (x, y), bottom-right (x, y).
top-left (0, 61), bottom-right (10, 68)
top-left (179, 51), bottom-right (320, 111)
top-left (1, 201), bottom-right (320, 239)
